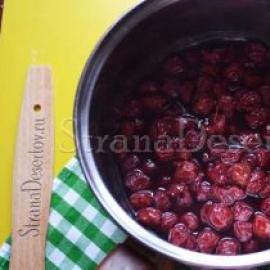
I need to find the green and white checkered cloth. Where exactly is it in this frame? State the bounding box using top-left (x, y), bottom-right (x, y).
top-left (0, 158), bottom-right (127, 270)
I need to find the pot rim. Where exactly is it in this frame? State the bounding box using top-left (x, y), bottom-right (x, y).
top-left (74, 0), bottom-right (270, 268)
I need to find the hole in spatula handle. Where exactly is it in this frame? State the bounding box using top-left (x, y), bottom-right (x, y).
top-left (33, 104), bottom-right (41, 112)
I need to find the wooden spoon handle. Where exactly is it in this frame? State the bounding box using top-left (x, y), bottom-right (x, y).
top-left (10, 66), bottom-right (54, 270)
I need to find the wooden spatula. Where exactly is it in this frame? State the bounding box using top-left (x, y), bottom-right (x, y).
top-left (10, 66), bottom-right (54, 270)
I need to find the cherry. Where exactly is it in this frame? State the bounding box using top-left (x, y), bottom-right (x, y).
top-left (263, 124), bottom-right (270, 143)
top-left (122, 99), bottom-right (143, 118)
top-left (244, 71), bottom-right (263, 88)
top-left (227, 120), bottom-right (241, 135)
top-left (141, 159), bottom-right (158, 177)
top-left (223, 62), bottom-right (244, 83)
top-left (141, 94), bottom-right (169, 113)
top-left (149, 117), bottom-right (172, 140)
top-left (200, 63), bottom-right (219, 77)
top-left (216, 238), bottom-right (241, 255)
top-left (185, 128), bottom-right (204, 150)
top-left (205, 113), bottom-right (227, 135)
top-left (174, 188), bottom-right (193, 210)
top-left (120, 119), bottom-right (144, 137)
top-left (208, 143), bottom-right (227, 159)
top-left (171, 136), bottom-right (184, 151)
top-left (158, 175), bottom-right (172, 188)
top-left (260, 119), bottom-right (270, 142)
top-left (167, 183), bottom-right (186, 199)
top-left (229, 186), bottom-right (246, 201)
top-left (162, 78), bottom-right (181, 97)
top-left (221, 149), bottom-right (243, 165)
top-left (169, 119), bottom-right (186, 134)
top-left (229, 162), bottom-right (251, 187)
top-left (168, 223), bottom-right (190, 247)
top-left (160, 212), bottom-right (178, 232)
top-left (121, 154), bottom-right (141, 173)
top-left (164, 55), bottom-right (185, 75)
top-left (153, 189), bottom-right (171, 211)
top-left (245, 42), bottom-right (268, 66)
top-left (175, 117), bottom-right (191, 136)
top-left (237, 90), bottom-right (262, 112)
top-left (207, 161), bottom-right (229, 186)
top-left (245, 107), bottom-right (270, 130)
top-left (196, 76), bottom-right (214, 94)
top-left (125, 170), bottom-right (151, 192)
top-left (253, 213), bottom-right (270, 239)
top-left (241, 152), bottom-right (258, 169)
top-left (189, 172), bottom-right (205, 194)
top-left (180, 212), bottom-right (199, 231)
top-left (185, 233), bottom-right (198, 251)
top-left (174, 161), bottom-right (199, 184)
top-left (174, 147), bottom-right (193, 162)
top-left (243, 239), bottom-right (259, 253)
top-left (177, 116), bottom-right (199, 132)
top-left (163, 103), bottom-right (183, 117)
top-left (259, 85), bottom-right (270, 106)
top-left (234, 221), bottom-right (253, 243)
top-left (207, 203), bottom-right (233, 231)
top-left (255, 148), bottom-right (270, 168)
top-left (178, 81), bottom-right (195, 104)
top-left (197, 181), bottom-right (212, 202)
top-left (246, 170), bottom-right (266, 197)
top-left (213, 80), bottom-right (228, 98)
top-left (200, 202), bottom-right (214, 224)
top-left (170, 117), bottom-right (186, 136)
top-left (260, 178), bottom-right (270, 198)
top-left (155, 139), bottom-right (175, 162)
top-left (238, 132), bottom-right (262, 149)
top-left (262, 123), bottom-right (270, 141)
top-left (137, 207), bottom-right (162, 227)
top-left (233, 202), bottom-right (254, 222)
top-left (197, 228), bottom-right (220, 254)
top-left (139, 80), bottom-right (160, 94)
top-left (217, 94), bottom-right (236, 118)
top-left (130, 190), bottom-right (153, 210)
top-left (211, 185), bottom-right (245, 206)
top-left (131, 137), bottom-right (150, 153)
top-left (193, 95), bottom-right (215, 115)
top-left (261, 198), bottom-right (270, 217)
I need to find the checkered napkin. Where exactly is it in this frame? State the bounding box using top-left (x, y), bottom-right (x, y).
top-left (0, 158), bottom-right (127, 270)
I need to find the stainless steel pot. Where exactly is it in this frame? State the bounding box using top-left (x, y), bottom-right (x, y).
top-left (74, 0), bottom-right (270, 268)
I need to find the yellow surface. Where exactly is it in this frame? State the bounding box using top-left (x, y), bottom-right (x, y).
top-left (0, 0), bottom-right (138, 245)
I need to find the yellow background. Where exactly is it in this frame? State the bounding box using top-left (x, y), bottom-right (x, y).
top-left (0, 0), bottom-right (138, 245)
